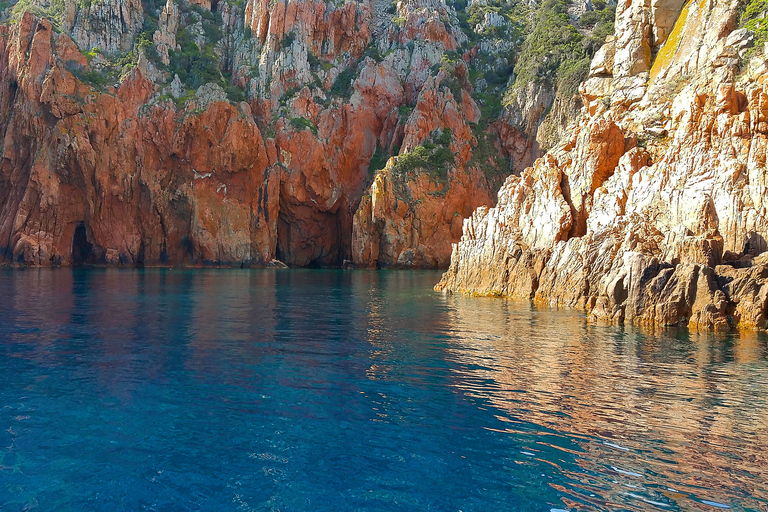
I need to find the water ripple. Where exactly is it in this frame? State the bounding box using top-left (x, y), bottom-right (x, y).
top-left (0, 269), bottom-right (766, 511)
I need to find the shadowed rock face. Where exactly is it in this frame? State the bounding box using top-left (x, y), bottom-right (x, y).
top-left (436, 0), bottom-right (768, 331)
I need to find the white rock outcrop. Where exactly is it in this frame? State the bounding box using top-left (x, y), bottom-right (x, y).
top-left (437, 0), bottom-right (768, 331)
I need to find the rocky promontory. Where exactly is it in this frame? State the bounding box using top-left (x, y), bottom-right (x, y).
top-left (437, 0), bottom-right (768, 330)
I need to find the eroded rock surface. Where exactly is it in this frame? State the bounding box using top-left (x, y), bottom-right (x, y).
top-left (437, 0), bottom-right (768, 331)
top-left (0, 14), bottom-right (275, 266)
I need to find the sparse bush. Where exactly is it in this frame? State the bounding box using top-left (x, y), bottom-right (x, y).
top-left (10, 0), bottom-right (66, 29)
top-left (283, 31), bottom-right (296, 49)
top-left (290, 116), bottom-right (318, 135)
top-left (740, 0), bottom-right (768, 63)
top-left (511, 0), bottom-right (614, 97)
top-left (168, 28), bottom-right (223, 89)
top-left (391, 128), bottom-right (454, 181)
top-left (307, 51), bottom-right (322, 68)
top-left (363, 43), bottom-right (383, 62)
top-left (368, 143), bottom-right (388, 175)
top-left (330, 67), bottom-right (357, 97)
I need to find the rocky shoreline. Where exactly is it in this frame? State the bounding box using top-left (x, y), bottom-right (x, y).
top-left (436, 0), bottom-right (768, 331)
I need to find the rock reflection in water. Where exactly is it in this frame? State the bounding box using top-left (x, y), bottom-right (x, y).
top-left (440, 295), bottom-right (768, 510)
top-left (1, 269), bottom-right (766, 511)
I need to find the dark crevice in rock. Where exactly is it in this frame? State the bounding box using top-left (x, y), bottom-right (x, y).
top-left (71, 223), bottom-right (94, 265)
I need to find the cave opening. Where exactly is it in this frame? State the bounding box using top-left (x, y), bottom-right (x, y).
top-left (210, 0), bottom-right (219, 12)
top-left (71, 223), bottom-right (93, 265)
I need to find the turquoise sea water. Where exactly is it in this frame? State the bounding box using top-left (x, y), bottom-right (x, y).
top-left (1, 269), bottom-right (767, 511)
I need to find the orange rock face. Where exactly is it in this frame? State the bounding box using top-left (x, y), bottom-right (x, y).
top-left (0, 8), bottom-right (495, 269)
top-left (352, 158), bottom-right (494, 268)
top-left (350, 70), bottom-right (502, 268)
top-left (0, 14), bottom-right (275, 267)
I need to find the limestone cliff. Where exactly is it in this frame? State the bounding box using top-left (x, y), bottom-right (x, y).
top-left (437, 0), bottom-right (768, 331)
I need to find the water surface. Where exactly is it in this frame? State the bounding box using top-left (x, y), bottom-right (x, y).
top-left (1, 269), bottom-right (767, 511)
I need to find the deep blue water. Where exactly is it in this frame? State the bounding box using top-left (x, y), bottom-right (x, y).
top-left (1, 269), bottom-right (767, 511)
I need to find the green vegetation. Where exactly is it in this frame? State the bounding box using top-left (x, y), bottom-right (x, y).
top-left (65, 29), bottom-right (160, 91)
top-left (578, 5), bottom-right (615, 29)
top-left (330, 66), bottom-right (356, 97)
top-left (222, 72), bottom-right (246, 103)
top-left (10, 0), bottom-right (65, 29)
top-left (307, 51), bottom-right (322, 68)
top-left (391, 128), bottom-right (455, 182)
top-left (168, 1), bottom-right (224, 85)
top-left (512, 0), bottom-right (586, 87)
top-left (363, 43), bottom-right (383, 62)
top-left (476, 92), bottom-right (502, 120)
top-left (510, 0), bottom-right (614, 97)
top-left (169, 29), bottom-right (222, 89)
top-left (459, 0), bottom-right (529, 43)
top-left (398, 104), bottom-right (413, 120)
top-left (289, 116), bottom-right (318, 135)
top-left (583, 5), bottom-right (615, 55)
top-left (279, 86), bottom-right (300, 106)
top-left (82, 47), bottom-right (101, 62)
top-left (186, 2), bottom-right (221, 23)
top-left (439, 50), bottom-right (462, 70)
top-left (167, 22), bottom-right (241, 103)
top-left (555, 56), bottom-right (591, 96)
top-left (483, 63), bottom-right (514, 87)
top-left (468, 123), bottom-right (510, 184)
top-left (143, 0), bottom-right (165, 15)
top-left (171, 89), bottom-right (196, 108)
top-left (52, 0), bottom-right (246, 104)
top-left (368, 143), bottom-right (388, 175)
top-left (66, 61), bottom-right (110, 88)
top-left (740, 0), bottom-right (768, 62)
top-left (283, 31), bottom-right (296, 49)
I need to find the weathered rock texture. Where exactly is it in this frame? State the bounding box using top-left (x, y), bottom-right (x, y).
top-left (437, 0), bottom-right (768, 331)
top-left (70, 0), bottom-right (145, 53)
top-left (0, 0), bottom-right (518, 268)
top-left (0, 14), bottom-right (276, 266)
top-left (0, 0), bottom-right (613, 268)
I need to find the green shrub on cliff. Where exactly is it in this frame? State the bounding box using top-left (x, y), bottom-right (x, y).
top-left (391, 128), bottom-right (455, 181)
top-left (461, 0), bottom-right (529, 42)
top-left (555, 56), bottom-right (591, 96)
top-left (741, 0), bottom-right (768, 61)
top-left (169, 28), bottom-right (223, 89)
top-left (468, 123), bottom-right (510, 184)
top-left (512, 0), bottom-right (585, 87)
top-left (289, 116), bottom-right (318, 135)
top-left (741, 0), bottom-right (768, 28)
top-left (9, 0), bottom-right (65, 29)
top-left (330, 67), bottom-right (357, 98)
top-left (578, 5), bottom-right (615, 29)
top-left (510, 0), bottom-right (614, 97)
top-left (368, 143), bottom-right (388, 175)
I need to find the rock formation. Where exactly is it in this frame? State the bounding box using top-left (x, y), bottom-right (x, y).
top-left (6, 0), bottom-right (586, 268)
top-left (2, 0), bottom-right (606, 268)
top-left (0, 13), bottom-right (275, 266)
top-left (437, 0), bottom-right (768, 331)
top-left (70, 0), bottom-right (145, 54)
